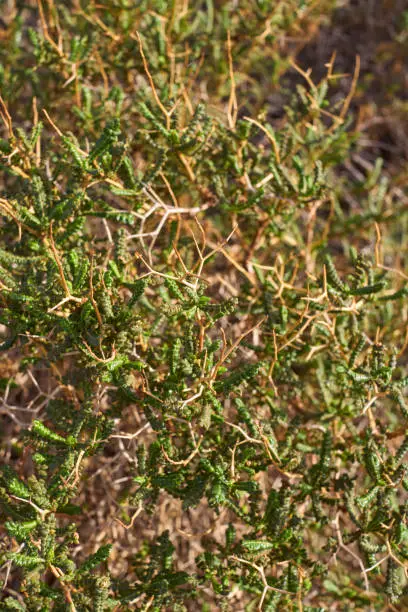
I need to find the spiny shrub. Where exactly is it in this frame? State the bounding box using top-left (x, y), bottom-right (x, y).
top-left (1, 1), bottom-right (408, 610)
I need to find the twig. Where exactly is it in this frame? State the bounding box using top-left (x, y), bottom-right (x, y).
top-left (230, 555), bottom-right (292, 610)
top-left (133, 31), bottom-right (170, 129)
top-left (227, 30), bottom-right (238, 129)
top-left (243, 116), bottom-right (280, 163)
top-left (0, 96), bottom-right (14, 138)
top-left (333, 512), bottom-right (370, 592)
top-left (340, 55), bottom-right (360, 120)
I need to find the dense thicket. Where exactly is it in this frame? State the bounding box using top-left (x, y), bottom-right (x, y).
top-left (0, 1), bottom-right (407, 610)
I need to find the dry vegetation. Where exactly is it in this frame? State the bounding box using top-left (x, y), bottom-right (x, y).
top-left (0, 1), bottom-right (407, 610)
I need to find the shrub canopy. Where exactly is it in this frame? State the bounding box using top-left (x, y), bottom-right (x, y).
top-left (0, 1), bottom-right (408, 610)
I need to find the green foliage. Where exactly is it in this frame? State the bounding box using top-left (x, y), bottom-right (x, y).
top-left (0, 1), bottom-right (407, 610)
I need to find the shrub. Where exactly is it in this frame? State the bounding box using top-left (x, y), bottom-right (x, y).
top-left (1, 1), bottom-right (407, 610)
